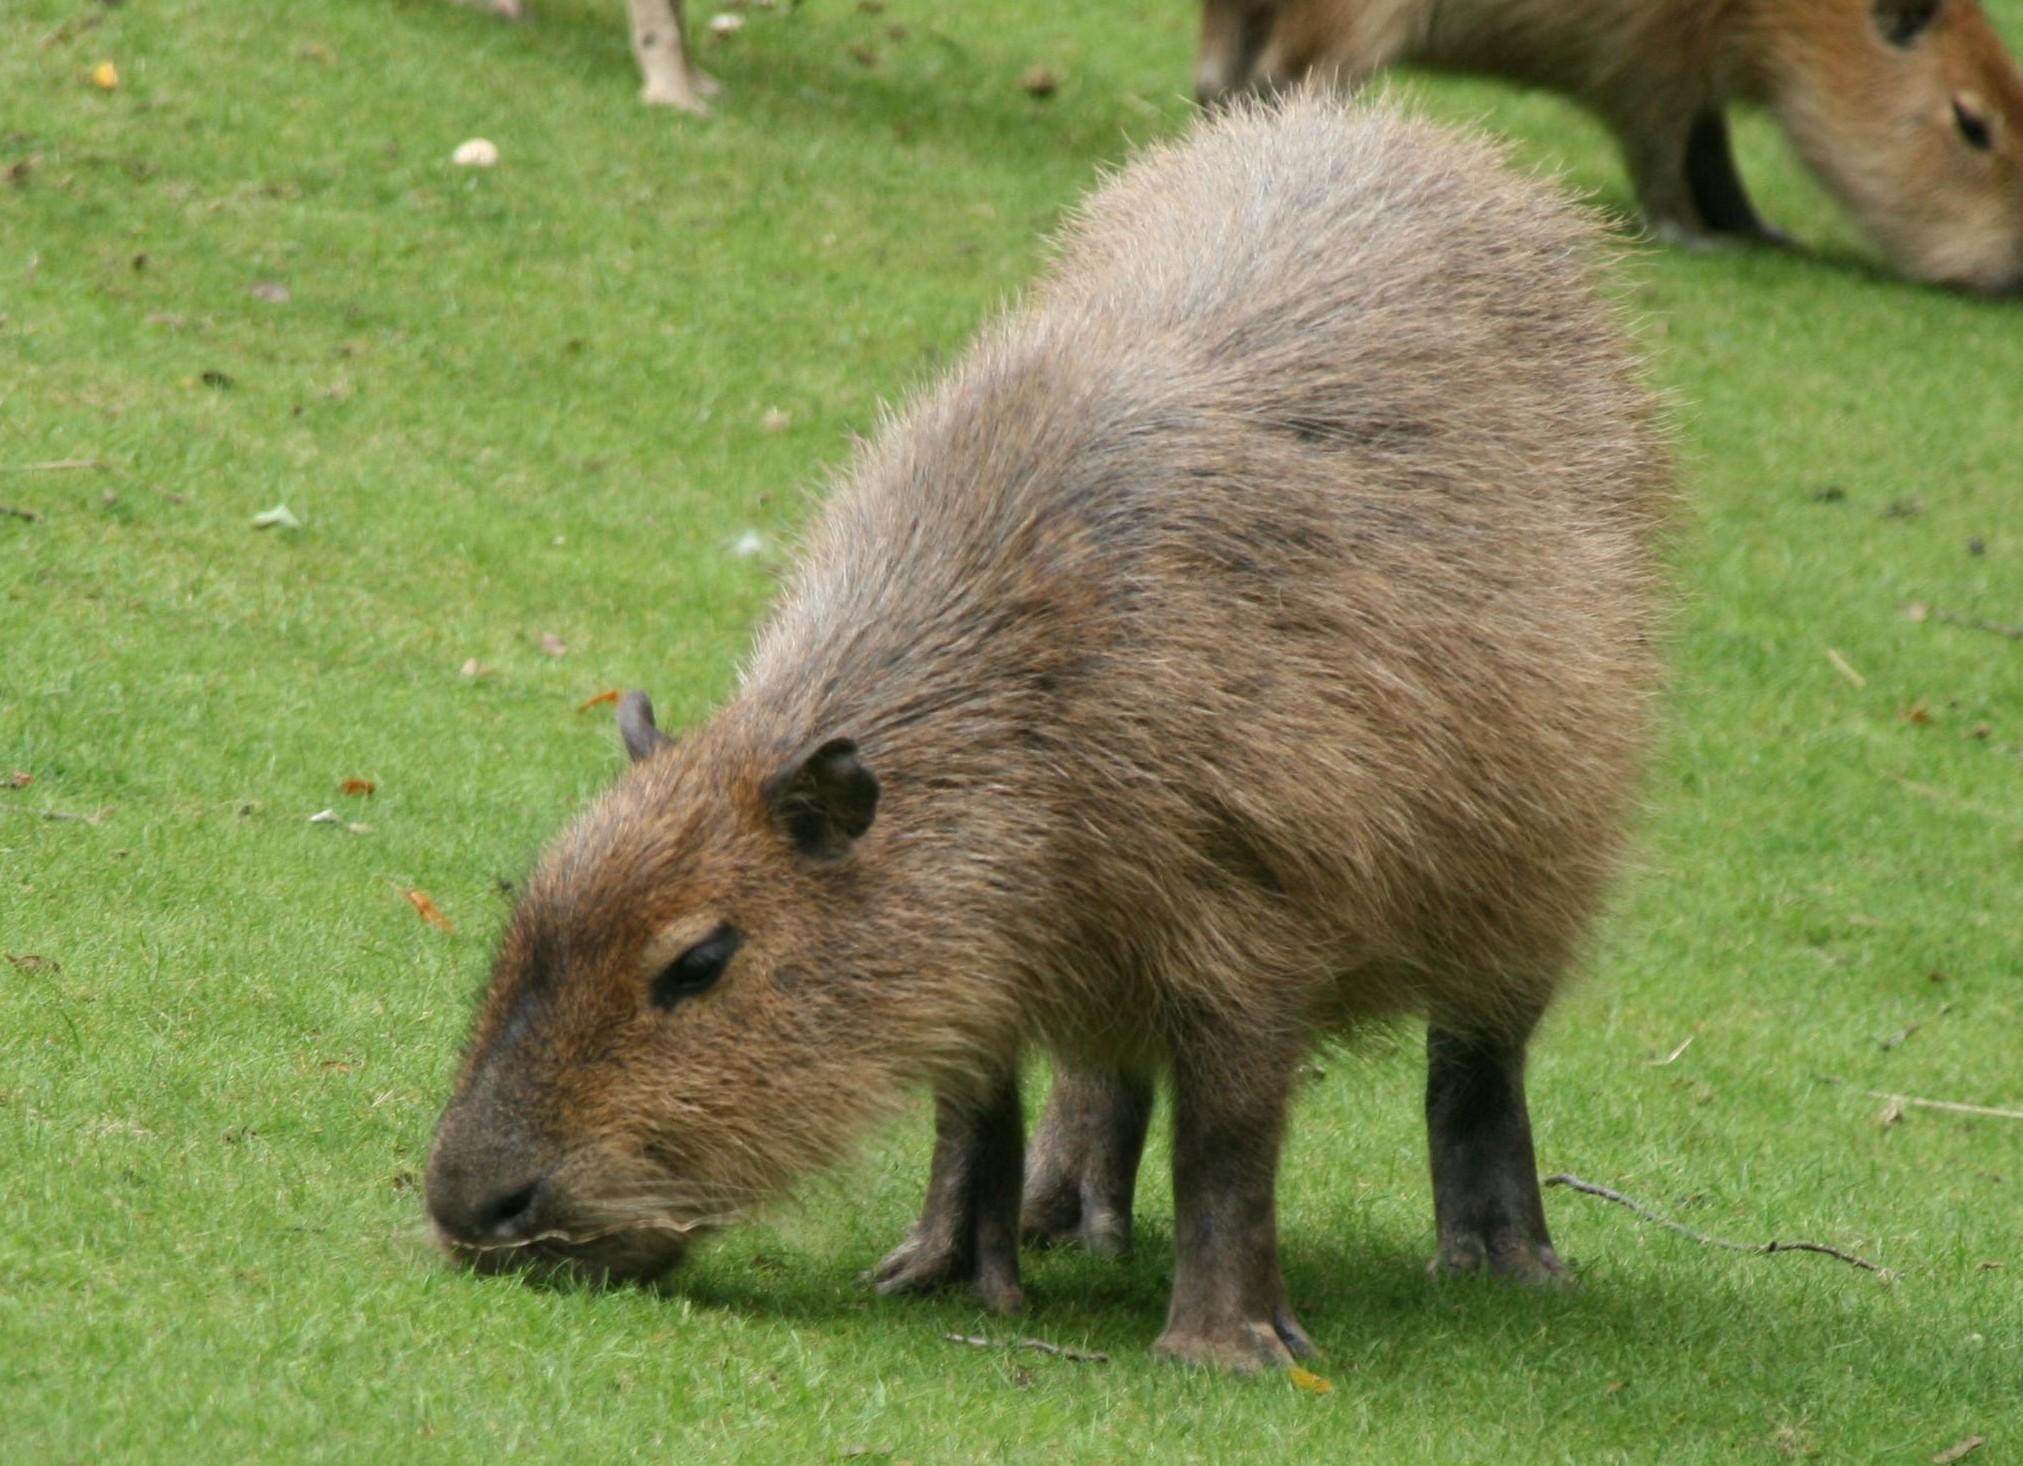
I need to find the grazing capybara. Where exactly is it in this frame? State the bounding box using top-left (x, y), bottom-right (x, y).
top-left (448, 0), bottom-right (715, 113)
top-left (425, 91), bottom-right (1671, 1370)
top-left (1198, 0), bottom-right (2023, 293)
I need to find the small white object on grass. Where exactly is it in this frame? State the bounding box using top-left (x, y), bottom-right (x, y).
top-left (709, 14), bottom-right (745, 36)
top-left (452, 138), bottom-right (500, 168)
top-left (732, 530), bottom-right (766, 558)
top-left (251, 503), bottom-right (302, 530)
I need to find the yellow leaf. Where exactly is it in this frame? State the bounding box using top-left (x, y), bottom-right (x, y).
top-left (92, 61), bottom-right (119, 90)
top-left (1288, 1366), bottom-right (1333, 1394)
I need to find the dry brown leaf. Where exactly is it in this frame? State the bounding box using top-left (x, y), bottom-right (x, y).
top-left (6, 953), bottom-right (59, 973)
top-left (1019, 63), bottom-right (1060, 97)
top-left (458, 658), bottom-right (492, 679)
top-left (539, 632), bottom-right (569, 658)
top-left (1603, 1379), bottom-right (1629, 1395)
top-left (578, 689), bottom-right (620, 712)
top-left (761, 406), bottom-right (791, 432)
top-left (1288, 1366), bottom-right (1333, 1394)
top-left (1899, 703), bottom-right (1933, 726)
top-left (7, 771), bottom-right (30, 788)
top-left (1932, 1438), bottom-right (1985, 1466)
top-left (406, 889), bottom-right (454, 933)
top-left (339, 778), bottom-right (376, 797)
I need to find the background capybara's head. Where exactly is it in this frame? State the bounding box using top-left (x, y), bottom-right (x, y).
top-left (424, 697), bottom-right (902, 1282)
top-left (1786, 0), bottom-right (2023, 291)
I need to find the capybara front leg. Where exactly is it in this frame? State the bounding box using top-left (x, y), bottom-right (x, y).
top-left (628, 0), bottom-right (717, 113)
top-left (1153, 1042), bottom-right (1314, 1371)
top-left (1425, 1024), bottom-right (1567, 1285)
top-left (1683, 111), bottom-right (1787, 245)
top-left (1021, 1066), bottom-right (1154, 1256)
top-left (873, 1067), bottom-right (1024, 1314)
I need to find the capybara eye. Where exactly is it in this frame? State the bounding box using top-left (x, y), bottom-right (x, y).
top-left (650, 925), bottom-right (743, 1009)
top-left (1954, 98), bottom-right (1994, 150)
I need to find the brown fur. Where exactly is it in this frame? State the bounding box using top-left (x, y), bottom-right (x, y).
top-left (426, 91), bottom-right (1672, 1367)
top-left (1200, 0), bottom-right (2023, 292)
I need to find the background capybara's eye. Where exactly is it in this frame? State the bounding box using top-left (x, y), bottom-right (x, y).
top-left (650, 925), bottom-right (744, 1009)
top-left (1954, 98), bottom-right (1995, 150)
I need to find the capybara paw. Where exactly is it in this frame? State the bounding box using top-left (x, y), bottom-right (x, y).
top-left (871, 1235), bottom-right (1023, 1314)
top-left (1153, 1309), bottom-right (1315, 1372)
top-left (1019, 1188), bottom-right (1131, 1257)
top-left (1432, 1234), bottom-right (1571, 1286)
top-left (640, 78), bottom-right (712, 114)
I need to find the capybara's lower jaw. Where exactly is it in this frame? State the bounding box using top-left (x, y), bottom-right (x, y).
top-left (438, 1227), bottom-right (695, 1286)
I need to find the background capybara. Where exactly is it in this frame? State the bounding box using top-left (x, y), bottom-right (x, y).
top-left (1199, 0), bottom-right (2023, 293)
top-left (425, 90), bottom-right (1672, 1370)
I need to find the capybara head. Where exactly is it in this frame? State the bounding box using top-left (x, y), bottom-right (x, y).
top-left (425, 692), bottom-right (898, 1282)
top-left (1784, 0), bottom-right (2023, 292)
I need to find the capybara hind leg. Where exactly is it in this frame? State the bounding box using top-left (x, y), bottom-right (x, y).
top-left (1153, 1039), bottom-right (1315, 1371)
top-left (1683, 111), bottom-right (1788, 245)
top-left (1425, 1023), bottom-right (1567, 1285)
top-left (873, 1068), bottom-right (1024, 1314)
top-left (1021, 1067), bottom-right (1154, 1256)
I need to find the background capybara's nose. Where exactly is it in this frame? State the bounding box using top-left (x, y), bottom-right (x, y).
top-left (427, 1168), bottom-right (549, 1248)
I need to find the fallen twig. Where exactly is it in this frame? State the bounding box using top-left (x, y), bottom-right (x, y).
top-left (1824, 648), bottom-right (1866, 689)
top-left (1544, 1174), bottom-right (1894, 1280)
top-left (0, 805), bottom-right (106, 824)
top-left (1, 504), bottom-right (41, 521)
top-left (1823, 1077), bottom-right (2023, 1123)
top-left (942, 1332), bottom-right (1109, 1364)
top-left (1933, 610), bottom-right (2021, 641)
top-left (0, 458), bottom-right (101, 474)
top-left (1647, 1036), bottom-right (1694, 1067)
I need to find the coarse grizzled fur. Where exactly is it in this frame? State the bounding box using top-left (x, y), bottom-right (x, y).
top-left (426, 90), bottom-right (1673, 1371)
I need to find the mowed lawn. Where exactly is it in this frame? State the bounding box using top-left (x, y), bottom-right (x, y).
top-left (3, 0), bottom-right (2019, 1459)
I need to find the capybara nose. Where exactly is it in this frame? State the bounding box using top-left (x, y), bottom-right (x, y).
top-left (428, 1171), bottom-right (549, 1248)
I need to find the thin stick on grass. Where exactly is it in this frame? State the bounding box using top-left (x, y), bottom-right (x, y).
top-left (1544, 1174), bottom-right (1895, 1280)
top-left (1824, 648), bottom-right (1866, 689)
top-left (942, 1332), bottom-right (1109, 1364)
top-left (1932, 610), bottom-right (2021, 641)
top-left (1822, 1077), bottom-right (2023, 1123)
top-left (0, 458), bottom-right (102, 474)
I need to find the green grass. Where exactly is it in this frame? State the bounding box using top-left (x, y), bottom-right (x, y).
top-left (3, 0), bottom-right (2019, 1459)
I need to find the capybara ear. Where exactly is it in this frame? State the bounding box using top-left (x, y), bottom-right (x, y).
top-left (1873, 0), bottom-right (1943, 47)
top-left (761, 737), bottom-right (879, 860)
top-left (619, 691), bottom-right (674, 764)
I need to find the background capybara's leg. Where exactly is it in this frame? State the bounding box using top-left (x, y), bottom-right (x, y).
top-left (1021, 1067), bottom-right (1155, 1255)
top-left (1684, 111), bottom-right (1786, 244)
top-left (872, 1068), bottom-right (1025, 1314)
top-left (1154, 1039), bottom-right (1314, 1370)
top-left (1195, 0), bottom-right (1285, 104)
top-left (628, 0), bottom-right (717, 112)
top-left (1425, 1022), bottom-right (1567, 1285)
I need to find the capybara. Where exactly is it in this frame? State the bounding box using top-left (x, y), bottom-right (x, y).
top-left (425, 91), bottom-right (1671, 1370)
top-left (448, 0), bottom-right (716, 113)
top-left (1198, 0), bottom-right (2023, 293)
